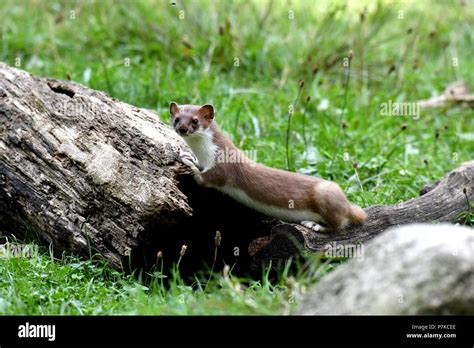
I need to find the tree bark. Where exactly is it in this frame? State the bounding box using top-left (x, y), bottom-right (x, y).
top-left (0, 62), bottom-right (195, 269)
top-left (1, 62), bottom-right (472, 275)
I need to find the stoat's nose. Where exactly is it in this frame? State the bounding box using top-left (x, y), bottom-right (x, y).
top-left (178, 127), bottom-right (187, 134)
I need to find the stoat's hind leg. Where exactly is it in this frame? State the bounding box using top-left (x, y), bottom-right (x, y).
top-left (311, 180), bottom-right (351, 233)
top-left (300, 221), bottom-right (328, 233)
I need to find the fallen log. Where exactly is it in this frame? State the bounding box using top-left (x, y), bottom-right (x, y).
top-left (1, 62), bottom-right (472, 276)
top-left (0, 62), bottom-right (195, 269)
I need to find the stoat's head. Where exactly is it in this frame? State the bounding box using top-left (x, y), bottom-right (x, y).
top-left (169, 102), bottom-right (214, 137)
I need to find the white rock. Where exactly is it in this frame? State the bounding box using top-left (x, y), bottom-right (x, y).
top-left (296, 224), bottom-right (474, 315)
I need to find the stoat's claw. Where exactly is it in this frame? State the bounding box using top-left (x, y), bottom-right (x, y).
top-left (300, 221), bottom-right (326, 232)
top-left (179, 149), bottom-right (197, 163)
top-left (179, 149), bottom-right (200, 174)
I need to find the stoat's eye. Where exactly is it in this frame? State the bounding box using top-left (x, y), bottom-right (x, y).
top-left (191, 118), bottom-right (199, 125)
top-left (174, 117), bottom-right (180, 124)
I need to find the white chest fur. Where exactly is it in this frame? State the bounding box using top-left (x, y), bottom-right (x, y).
top-left (183, 128), bottom-right (218, 172)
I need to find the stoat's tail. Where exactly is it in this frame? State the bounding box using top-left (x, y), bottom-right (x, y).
top-left (348, 204), bottom-right (367, 224)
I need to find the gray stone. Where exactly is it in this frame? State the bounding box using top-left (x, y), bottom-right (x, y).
top-left (296, 224), bottom-right (474, 315)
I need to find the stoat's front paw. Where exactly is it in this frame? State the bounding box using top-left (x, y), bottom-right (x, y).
top-left (300, 221), bottom-right (327, 233)
top-left (179, 150), bottom-right (200, 173)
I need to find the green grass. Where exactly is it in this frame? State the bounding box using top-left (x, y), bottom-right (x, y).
top-left (0, 240), bottom-right (335, 315)
top-left (0, 0), bottom-right (473, 314)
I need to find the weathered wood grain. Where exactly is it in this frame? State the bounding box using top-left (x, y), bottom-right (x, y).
top-left (0, 62), bottom-right (193, 268)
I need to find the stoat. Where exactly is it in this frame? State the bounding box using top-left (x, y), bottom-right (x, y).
top-left (170, 102), bottom-right (366, 232)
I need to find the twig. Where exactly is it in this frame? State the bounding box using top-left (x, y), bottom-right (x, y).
top-left (285, 80), bottom-right (304, 171)
top-left (301, 96), bottom-right (311, 157)
top-left (329, 51), bottom-right (353, 173)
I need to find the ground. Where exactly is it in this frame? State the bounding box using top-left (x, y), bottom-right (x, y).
top-left (0, 0), bottom-right (473, 314)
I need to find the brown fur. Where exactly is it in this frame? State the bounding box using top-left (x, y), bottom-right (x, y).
top-left (170, 103), bottom-right (367, 232)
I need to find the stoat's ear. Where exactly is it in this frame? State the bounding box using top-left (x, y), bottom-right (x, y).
top-left (199, 104), bottom-right (214, 120)
top-left (170, 102), bottom-right (179, 116)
